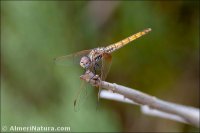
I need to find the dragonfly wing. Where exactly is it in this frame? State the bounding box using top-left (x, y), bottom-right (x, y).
top-left (101, 53), bottom-right (112, 81)
top-left (54, 50), bottom-right (91, 66)
top-left (74, 80), bottom-right (88, 111)
top-left (96, 53), bottom-right (112, 108)
top-left (73, 80), bottom-right (94, 111)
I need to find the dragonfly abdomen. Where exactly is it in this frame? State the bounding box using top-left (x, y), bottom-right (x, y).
top-left (105, 28), bottom-right (151, 53)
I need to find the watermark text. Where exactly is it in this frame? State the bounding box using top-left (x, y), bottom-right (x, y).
top-left (2, 125), bottom-right (70, 132)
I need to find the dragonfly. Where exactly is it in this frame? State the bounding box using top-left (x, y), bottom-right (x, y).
top-left (55, 28), bottom-right (151, 110)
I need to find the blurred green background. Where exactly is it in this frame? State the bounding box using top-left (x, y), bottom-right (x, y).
top-left (1, 1), bottom-right (199, 132)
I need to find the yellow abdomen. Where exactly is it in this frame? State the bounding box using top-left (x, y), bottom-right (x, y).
top-left (105, 28), bottom-right (151, 53)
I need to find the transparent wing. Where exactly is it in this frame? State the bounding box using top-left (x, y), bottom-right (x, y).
top-left (101, 53), bottom-right (112, 81)
top-left (54, 50), bottom-right (91, 66)
top-left (73, 80), bottom-right (93, 112)
top-left (97, 53), bottom-right (112, 108)
top-left (74, 81), bottom-right (87, 112)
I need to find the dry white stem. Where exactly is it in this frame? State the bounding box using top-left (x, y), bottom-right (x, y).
top-left (100, 90), bottom-right (139, 105)
top-left (80, 71), bottom-right (200, 127)
top-left (100, 90), bottom-right (188, 124)
top-left (141, 105), bottom-right (188, 124)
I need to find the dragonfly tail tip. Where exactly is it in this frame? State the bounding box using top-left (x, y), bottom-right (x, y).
top-left (147, 28), bottom-right (152, 31)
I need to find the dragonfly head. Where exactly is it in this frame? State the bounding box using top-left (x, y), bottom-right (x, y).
top-left (80, 56), bottom-right (91, 69)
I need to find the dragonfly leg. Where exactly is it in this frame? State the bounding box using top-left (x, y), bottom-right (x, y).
top-left (83, 70), bottom-right (100, 87)
top-left (94, 62), bottom-right (101, 74)
top-left (95, 63), bottom-right (100, 69)
top-left (86, 70), bottom-right (99, 86)
top-left (94, 66), bottom-right (97, 75)
top-left (89, 74), bottom-right (99, 85)
top-left (93, 62), bottom-right (102, 77)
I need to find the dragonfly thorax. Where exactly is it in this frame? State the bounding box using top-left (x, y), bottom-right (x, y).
top-left (88, 48), bottom-right (104, 62)
top-left (80, 56), bottom-right (91, 69)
